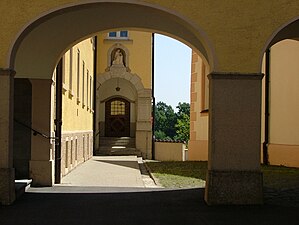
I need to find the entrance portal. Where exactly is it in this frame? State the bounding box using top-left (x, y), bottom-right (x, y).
top-left (105, 98), bottom-right (130, 137)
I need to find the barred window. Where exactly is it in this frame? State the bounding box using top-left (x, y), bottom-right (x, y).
top-left (110, 100), bottom-right (125, 115)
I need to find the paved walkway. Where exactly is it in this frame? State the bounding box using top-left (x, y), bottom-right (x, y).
top-left (60, 156), bottom-right (147, 188)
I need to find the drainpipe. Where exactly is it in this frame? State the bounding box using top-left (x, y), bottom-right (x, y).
top-left (54, 58), bottom-right (63, 184)
top-left (263, 49), bottom-right (270, 165)
top-left (93, 36), bottom-right (98, 155)
top-left (151, 33), bottom-right (156, 160)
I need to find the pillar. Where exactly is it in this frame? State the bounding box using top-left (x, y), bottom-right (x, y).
top-left (136, 89), bottom-right (152, 159)
top-left (29, 79), bottom-right (54, 186)
top-left (205, 72), bottom-right (264, 205)
top-left (0, 69), bottom-right (15, 205)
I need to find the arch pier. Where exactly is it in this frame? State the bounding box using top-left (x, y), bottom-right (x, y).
top-left (0, 69), bottom-right (16, 205)
top-left (205, 72), bottom-right (264, 204)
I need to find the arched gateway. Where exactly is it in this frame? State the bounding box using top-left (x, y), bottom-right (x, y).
top-left (3, 0), bottom-right (298, 206)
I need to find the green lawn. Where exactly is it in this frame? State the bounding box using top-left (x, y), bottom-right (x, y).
top-left (146, 161), bottom-right (299, 189)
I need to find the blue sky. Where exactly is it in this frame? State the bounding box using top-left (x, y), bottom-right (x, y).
top-left (154, 34), bottom-right (191, 110)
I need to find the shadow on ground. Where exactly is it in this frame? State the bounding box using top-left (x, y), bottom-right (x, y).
top-left (94, 159), bottom-right (139, 170)
top-left (1, 188), bottom-right (299, 225)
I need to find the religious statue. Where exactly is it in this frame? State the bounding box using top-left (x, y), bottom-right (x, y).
top-left (112, 49), bottom-right (124, 65)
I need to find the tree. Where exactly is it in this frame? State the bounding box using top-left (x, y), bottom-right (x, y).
top-left (154, 130), bottom-right (172, 140)
top-left (174, 113), bottom-right (190, 142)
top-left (154, 101), bottom-right (190, 142)
top-left (176, 102), bottom-right (190, 118)
top-left (173, 102), bottom-right (190, 142)
top-left (154, 101), bottom-right (177, 139)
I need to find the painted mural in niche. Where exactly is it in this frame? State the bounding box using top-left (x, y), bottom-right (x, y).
top-left (111, 48), bottom-right (126, 67)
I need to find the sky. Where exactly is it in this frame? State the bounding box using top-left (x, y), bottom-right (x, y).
top-left (154, 34), bottom-right (192, 110)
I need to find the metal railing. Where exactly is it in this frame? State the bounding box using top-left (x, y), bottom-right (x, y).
top-left (14, 119), bottom-right (57, 140)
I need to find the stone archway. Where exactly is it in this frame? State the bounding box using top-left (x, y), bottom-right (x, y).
top-left (96, 66), bottom-right (152, 158)
top-left (10, 2), bottom-right (214, 79)
top-left (2, 2), bottom-right (214, 205)
top-left (257, 18), bottom-right (299, 168)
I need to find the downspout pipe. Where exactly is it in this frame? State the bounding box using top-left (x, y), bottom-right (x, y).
top-left (151, 33), bottom-right (156, 160)
top-left (54, 58), bottom-right (63, 184)
top-left (93, 36), bottom-right (97, 155)
top-left (263, 48), bottom-right (270, 165)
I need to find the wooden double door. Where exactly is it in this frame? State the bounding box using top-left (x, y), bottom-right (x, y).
top-left (105, 98), bottom-right (130, 137)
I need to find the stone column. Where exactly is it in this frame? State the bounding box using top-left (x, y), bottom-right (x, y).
top-left (29, 79), bottom-right (54, 186)
top-left (136, 89), bottom-right (152, 159)
top-left (0, 69), bottom-right (16, 205)
top-left (205, 73), bottom-right (264, 205)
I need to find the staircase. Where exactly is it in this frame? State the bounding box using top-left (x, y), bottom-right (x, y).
top-left (95, 137), bottom-right (142, 157)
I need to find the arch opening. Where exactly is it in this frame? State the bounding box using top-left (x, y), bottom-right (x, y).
top-left (10, 1), bottom-right (215, 79)
top-left (260, 19), bottom-right (299, 168)
top-left (8, 1), bottom-right (216, 204)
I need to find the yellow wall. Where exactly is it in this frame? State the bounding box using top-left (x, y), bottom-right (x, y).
top-left (190, 40), bottom-right (299, 167)
top-left (268, 144), bottom-right (299, 167)
top-left (4, 1), bottom-right (299, 73)
top-left (264, 39), bottom-right (299, 167)
top-left (97, 31), bottom-right (152, 88)
top-left (269, 39), bottom-right (299, 145)
top-left (62, 38), bottom-right (94, 132)
top-left (188, 51), bottom-right (209, 161)
top-left (155, 142), bottom-right (186, 161)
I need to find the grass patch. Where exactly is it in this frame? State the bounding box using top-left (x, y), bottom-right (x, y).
top-left (146, 161), bottom-right (207, 188)
top-left (262, 164), bottom-right (299, 190)
top-left (146, 161), bottom-right (299, 190)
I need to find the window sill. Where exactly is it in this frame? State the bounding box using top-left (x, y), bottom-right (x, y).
top-left (62, 83), bottom-right (68, 94)
top-left (200, 109), bottom-right (209, 116)
top-left (200, 109), bottom-right (209, 113)
top-left (68, 90), bottom-right (74, 98)
top-left (104, 38), bottom-right (133, 44)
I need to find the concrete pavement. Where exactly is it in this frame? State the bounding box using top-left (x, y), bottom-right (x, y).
top-left (59, 156), bottom-right (147, 188)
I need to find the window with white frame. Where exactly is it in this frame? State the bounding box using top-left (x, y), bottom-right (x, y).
top-left (62, 56), bottom-right (66, 85)
top-left (107, 30), bottom-right (129, 39)
top-left (77, 49), bottom-right (80, 102)
top-left (201, 62), bottom-right (209, 111)
top-left (69, 48), bottom-right (73, 93)
top-left (82, 61), bottom-right (85, 106)
top-left (86, 69), bottom-right (89, 109)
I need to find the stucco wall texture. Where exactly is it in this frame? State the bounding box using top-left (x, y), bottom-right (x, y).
top-left (2, 0), bottom-right (299, 74)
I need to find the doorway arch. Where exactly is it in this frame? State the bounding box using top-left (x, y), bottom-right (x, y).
top-left (259, 18), bottom-right (299, 168)
top-left (10, 1), bottom-right (214, 78)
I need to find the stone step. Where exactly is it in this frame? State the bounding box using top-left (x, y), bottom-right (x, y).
top-left (95, 148), bottom-right (142, 157)
top-left (100, 137), bottom-right (135, 148)
top-left (15, 179), bottom-right (32, 199)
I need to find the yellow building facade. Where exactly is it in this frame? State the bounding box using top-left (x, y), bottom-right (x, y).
top-left (95, 31), bottom-right (152, 158)
top-left (189, 39), bottom-right (299, 168)
top-left (60, 38), bottom-right (95, 176)
top-left (2, 0), bottom-right (299, 205)
top-left (13, 38), bottom-right (95, 187)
